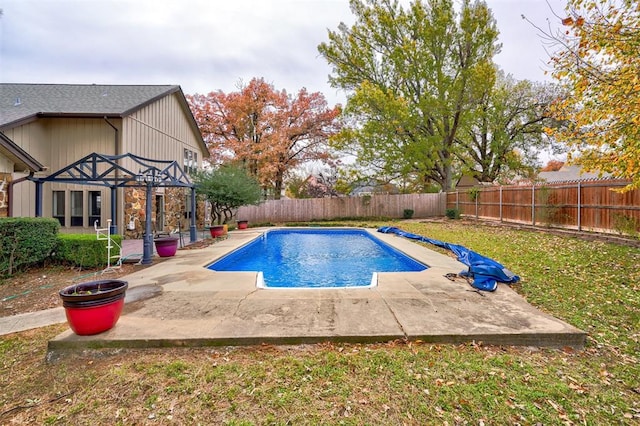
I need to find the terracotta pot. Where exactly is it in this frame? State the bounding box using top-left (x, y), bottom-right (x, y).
top-left (209, 225), bottom-right (227, 238)
top-left (154, 236), bottom-right (179, 257)
top-left (59, 279), bottom-right (128, 335)
top-left (237, 220), bottom-right (249, 230)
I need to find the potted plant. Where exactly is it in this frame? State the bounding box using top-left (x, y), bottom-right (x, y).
top-left (153, 235), bottom-right (179, 257)
top-left (237, 220), bottom-right (249, 230)
top-left (192, 164), bottom-right (262, 236)
top-left (208, 225), bottom-right (227, 238)
top-left (58, 279), bottom-right (128, 335)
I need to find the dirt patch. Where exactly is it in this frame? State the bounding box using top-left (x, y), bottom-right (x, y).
top-left (0, 263), bottom-right (147, 317)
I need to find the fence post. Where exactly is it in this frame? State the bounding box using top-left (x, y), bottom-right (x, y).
top-left (577, 181), bottom-right (582, 231)
top-left (531, 185), bottom-right (536, 225)
top-left (456, 191), bottom-right (459, 210)
top-left (499, 186), bottom-right (503, 222)
top-left (475, 191), bottom-right (479, 219)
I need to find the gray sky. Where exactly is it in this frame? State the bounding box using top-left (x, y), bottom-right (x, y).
top-left (0, 0), bottom-right (564, 106)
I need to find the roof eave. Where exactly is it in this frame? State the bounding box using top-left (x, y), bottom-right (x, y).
top-left (0, 132), bottom-right (45, 172)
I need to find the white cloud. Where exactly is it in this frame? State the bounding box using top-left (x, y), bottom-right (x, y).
top-left (0, 0), bottom-right (562, 106)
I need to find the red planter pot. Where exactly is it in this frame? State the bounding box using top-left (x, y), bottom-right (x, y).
top-left (59, 280), bottom-right (128, 335)
top-left (209, 225), bottom-right (227, 238)
top-left (154, 236), bottom-right (179, 257)
top-left (237, 220), bottom-right (249, 230)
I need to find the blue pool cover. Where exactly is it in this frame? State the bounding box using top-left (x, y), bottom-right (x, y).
top-left (378, 226), bottom-right (520, 291)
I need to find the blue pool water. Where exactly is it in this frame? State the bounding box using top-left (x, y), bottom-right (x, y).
top-left (206, 229), bottom-right (428, 288)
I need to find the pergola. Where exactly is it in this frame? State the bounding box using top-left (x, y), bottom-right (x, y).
top-left (29, 152), bottom-right (197, 264)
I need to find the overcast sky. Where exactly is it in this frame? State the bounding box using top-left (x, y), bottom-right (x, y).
top-left (0, 0), bottom-right (566, 107)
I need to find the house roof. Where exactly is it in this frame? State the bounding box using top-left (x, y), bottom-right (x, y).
top-left (537, 164), bottom-right (611, 183)
top-left (0, 84), bottom-right (184, 127)
top-left (0, 131), bottom-right (44, 172)
top-left (0, 83), bottom-right (207, 155)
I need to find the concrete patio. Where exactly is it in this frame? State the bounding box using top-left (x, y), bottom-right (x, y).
top-left (41, 228), bottom-right (586, 357)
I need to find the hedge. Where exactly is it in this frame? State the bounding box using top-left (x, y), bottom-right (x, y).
top-left (0, 217), bottom-right (59, 276)
top-left (54, 233), bottom-right (123, 269)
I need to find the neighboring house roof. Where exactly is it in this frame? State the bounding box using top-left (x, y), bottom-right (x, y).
top-left (350, 180), bottom-right (399, 196)
top-left (0, 131), bottom-right (44, 172)
top-left (0, 83), bottom-right (207, 153)
top-left (455, 174), bottom-right (481, 189)
top-left (537, 164), bottom-right (611, 183)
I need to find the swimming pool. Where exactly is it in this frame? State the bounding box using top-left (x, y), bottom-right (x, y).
top-left (206, 228), bottom-right (428, 288)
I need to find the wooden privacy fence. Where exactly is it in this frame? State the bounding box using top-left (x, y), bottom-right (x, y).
top-left (237, 193), bottom-right (446, 223)
top-left (446, 180), bottom-right (640, 234)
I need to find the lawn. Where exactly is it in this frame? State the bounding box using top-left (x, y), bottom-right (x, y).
top-left (1, 220), bottom-right (639, 424)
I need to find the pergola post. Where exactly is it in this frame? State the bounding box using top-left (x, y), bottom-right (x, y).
top-left (141, 181), bottom-right (154, 265)
top-left (189, 187), bottom-right (197, 243)
top-left (35, 181), bottom-right (43, 217)
top-left (110, 186), bottom-right (117, 234)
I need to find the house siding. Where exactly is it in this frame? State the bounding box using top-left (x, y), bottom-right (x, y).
top-left (0, 156), bottom-right (13, 173)
top-left (7, 118), bottom-right (119, 230)
top-left (4, 122), bottom-right (47, 218)
top-left (121, 93), bottom-right (202, 170)
top-left (119, 93), bottom-right (204, 236)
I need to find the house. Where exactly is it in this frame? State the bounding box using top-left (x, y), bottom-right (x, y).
top-left (0, 83), bottom-right (208, 238)
top-left (454, 174), bottom-right (483, 190)
top-left (537, 164), bottom-right (611, 183)
top-left (350, 180), bottom-right (399, 196)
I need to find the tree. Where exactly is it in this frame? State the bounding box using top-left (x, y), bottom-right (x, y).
top-left (455, 72), bottom-right (560, 183)
top-left (541, 160), bottom-right (565, 172)
top-left (187, 78), bottom-right (341, 199)
top-left (539, 0), bottom-right (640, 191)
top-left (318, 0), bottom-right (500, 191)
top-left (192, 164), bottom-right (262, 225)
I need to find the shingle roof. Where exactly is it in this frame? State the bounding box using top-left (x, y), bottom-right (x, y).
top-left (538, 164), bottom-right (611, 183)
top-left (0, 83), bottom-right (180, 128)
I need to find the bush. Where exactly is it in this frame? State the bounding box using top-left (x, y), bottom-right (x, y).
top-left (0, 217), bottom-right (59, 276)
top-left (54, 234), bottom-right (123, 268)
top-left (403, 209), bottom-right (414, 219)
top-left (445, 208), bottom-right (461, 219)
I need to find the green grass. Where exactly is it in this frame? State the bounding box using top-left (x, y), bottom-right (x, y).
top-left (1, 220), bottom-right (639, 424)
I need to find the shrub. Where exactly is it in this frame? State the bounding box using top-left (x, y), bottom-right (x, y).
top-left (446, 208), bottom-right (461, 219)
top-left (612, 213), bottom-right (640, 239)
top-left (54, 234), bottom-right (123, 268)
top-left (192, 164), bottom-right (262, 225)
top-left (403, 209), bottom-right (414, 219)
top-left (0, 217), bottom-right (59, 276)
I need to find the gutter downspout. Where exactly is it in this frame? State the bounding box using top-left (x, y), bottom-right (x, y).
top-left (104, 117), bottom-right (119, 234)
top-left (7, 172), bottom-right (34, 217)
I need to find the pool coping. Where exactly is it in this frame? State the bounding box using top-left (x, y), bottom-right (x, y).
top-left (46, 227), bottom-right (587, 358)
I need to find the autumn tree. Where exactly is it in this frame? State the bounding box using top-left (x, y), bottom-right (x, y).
top-left (539, 0), bottom-right (640, 191)
top-left (541, 160), bottom-right (565, 172)
top-left (455, 72), bottom-right (561, 183)
top-left (318, 0), bottom-right (500, 191)
top-left (187, 78), bottom-right (341, 199)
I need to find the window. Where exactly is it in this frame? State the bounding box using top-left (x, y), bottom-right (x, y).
top-left (52, 191), bottom-right (65, 226)
top-left (89, 191), bottom-right (101, 228)
top-left (183, 148), bottom-right (198, 174)
top-left (70, 191), bottom-right (83, 227)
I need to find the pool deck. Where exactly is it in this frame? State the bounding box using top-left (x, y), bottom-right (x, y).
top-left (3, 228), bottom-right (586, 356)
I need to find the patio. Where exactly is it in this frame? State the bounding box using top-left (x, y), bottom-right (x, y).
top-left (45, 228), bottom-right (586, 358)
